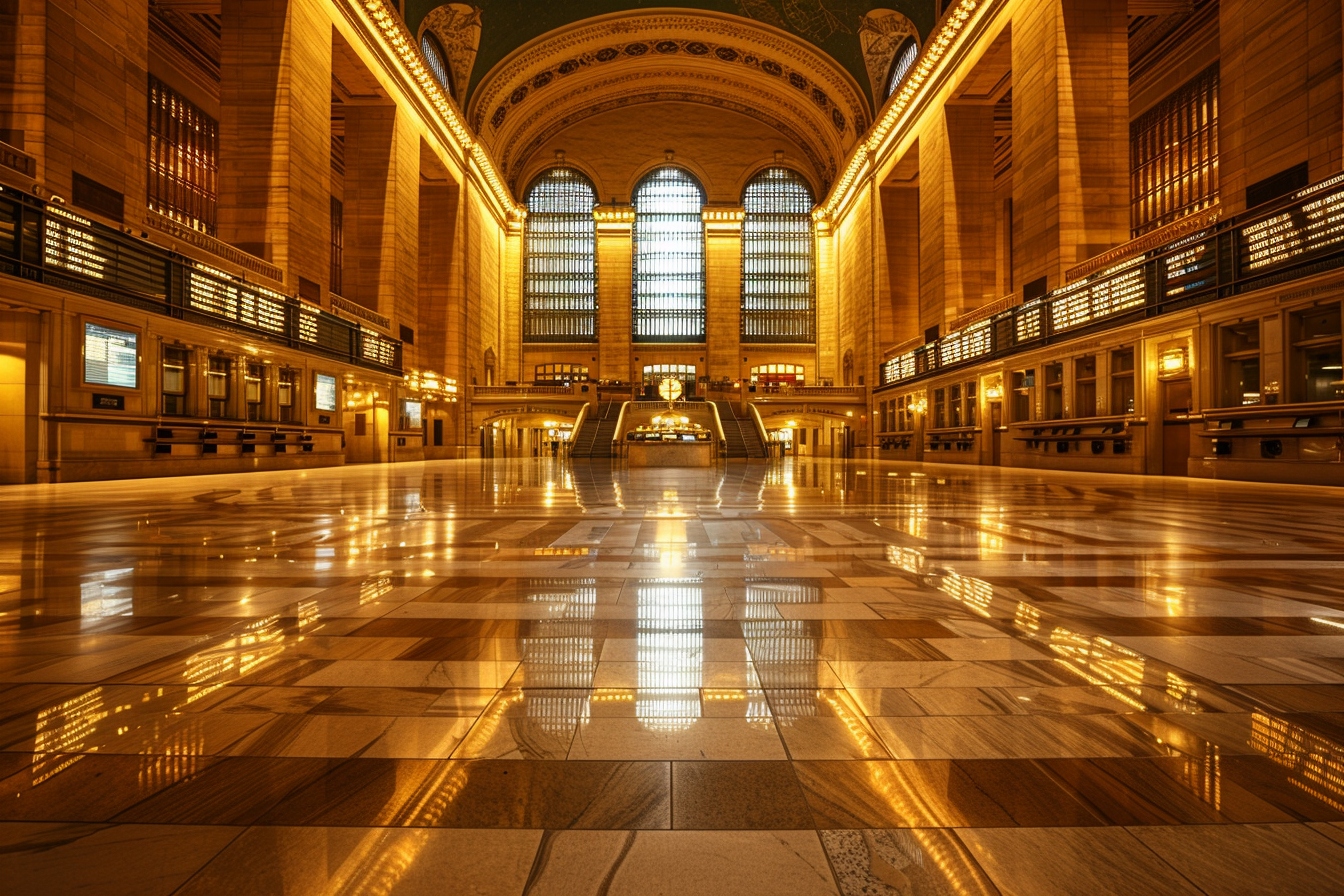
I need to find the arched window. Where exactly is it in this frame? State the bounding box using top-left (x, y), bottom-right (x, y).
top-left (741, 168), bottom-right (815, 343)
top-left (524, 168), bottom-right (597, 342)
top-left (886, 37), bottom-right (919, 98)
top-left (420, 32), bottom-right (453, 95)
top-left (633, 167), bottom-right (705, 342)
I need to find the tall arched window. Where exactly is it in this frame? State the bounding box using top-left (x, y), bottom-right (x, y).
top-left (741, 168), bottom-right (815, 343)
top-left (420, 32), bottom-right (453, 96)
top-left (524, 168), bottom-right (598, 342)
top-left (886, 37), bottom-right (919, 98)
top-left (633, 167), bottom-right (705, 342)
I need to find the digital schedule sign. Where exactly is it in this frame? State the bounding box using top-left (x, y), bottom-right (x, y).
top-left (315, 373), bottom-right (337, 412)
top-left (84, 323), bottom-right (138, 389)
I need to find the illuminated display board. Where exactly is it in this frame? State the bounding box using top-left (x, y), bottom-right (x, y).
top-left (315, 374), bottom-right (337, 412)
top-left (83, 323), bottom-right (138, 388)
top-left (403, 399), bottom-right (423, 428)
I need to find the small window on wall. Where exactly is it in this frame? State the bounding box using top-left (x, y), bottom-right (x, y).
top-left (933, 388), bottom-right (946, 428)
top-left (315, 373), bottom-right (338, 412)
top-left (534, 363), bottom-right (589, 383)
top-left (1011, 370), bottom-right (1034, 422)
top-left (207, 356), bottom-right (230, 418)
top-left (162, 347), bottom-right (188, 416)
top-left (1111, 348), bottom-right (1136, 414)
top-left (1075, 355), bottom-right (1097, 417)
top-left (84, 322), bottom-right (138, 389)
top-left (1044, 362), bottom-right (1064, 419)
top-left (949, 384), bottom-right (962, 427)
top-left (750, 364), bottom-right (805, 384)
top-left (897, 395), bottom-right (915, 432)
top-left (1219, 322), bottom-right (1261, 407)
top-left (245, 363), bottom-right (264, 422)
top-left (965, 381), bottom-right (977, 427)
top-left (1290, 305), bottom-right (1342, 403)
top-left (278, 369), bottom-right (297, 423)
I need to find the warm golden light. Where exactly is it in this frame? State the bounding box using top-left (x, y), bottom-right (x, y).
top-left (1159, 346), bottom-right (1189, 375)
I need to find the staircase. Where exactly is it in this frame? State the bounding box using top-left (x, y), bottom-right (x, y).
top-left (714, 401), bottom-right (768, 460)
top-left (569, 401), bottom-right (622, 459)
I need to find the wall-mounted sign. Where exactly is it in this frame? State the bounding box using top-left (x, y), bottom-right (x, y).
top-left (92, 392), bottom-right (125, 410)
top-left (315, 373), bottom-right (337, 412)
top-left (84, 322), bottom-right (137, 388)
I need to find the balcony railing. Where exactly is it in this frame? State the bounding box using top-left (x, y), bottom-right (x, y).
top-left (879, 172), bottom-right (1344, 389)
top-left (0, 186), bottom-right (402, 374)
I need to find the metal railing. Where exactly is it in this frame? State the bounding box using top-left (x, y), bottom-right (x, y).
top-left (0, 186), bottom-right (402, 374)
top-left (879, 172), bottom-right (1344, 389)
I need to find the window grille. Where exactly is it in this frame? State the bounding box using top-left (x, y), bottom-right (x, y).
top-left (148, 76), bottom-right (218, 235)
top-left (1130, 65), bottom-right (1219, 236)
top-left (887, 37), bottom-right (919, 98)
top-left (420, 32), bottom-right (453, 95)
top-left (742, 168), bottom-right (815, 343)
top-left (633, 167), bottom-right (705, 342)
top-left (524, 168), bottom-right (597, 342)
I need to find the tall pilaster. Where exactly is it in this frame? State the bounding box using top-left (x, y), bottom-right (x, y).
top-left (704, 207), bottom-right (743, 384)
top-left (218, 0), bottom-right (329, 286)
top-left (1011, 0), bottom-right (1129, 290)
top-left (594, 205), bottom-right (633, 384)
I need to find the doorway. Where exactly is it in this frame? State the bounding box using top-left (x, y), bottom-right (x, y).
top-left (989, 401), bottom-right (1003, 465)
top-left (1161, 378), bottom-right (1192, 476)
top-left (0, 311), bottom-right (37, 484)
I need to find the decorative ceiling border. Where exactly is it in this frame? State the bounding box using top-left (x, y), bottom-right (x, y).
top-left (508, 90), bottom-right (832, 197)
top-left (498, 68), bottom-right (838, 192)
top-left (477, 34), bottom-right (863, 139)
top-left (470, 10), bottom-right (869, 130)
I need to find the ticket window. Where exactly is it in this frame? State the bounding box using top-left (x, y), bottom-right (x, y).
top-left (206, 356), bottom-right (231, 418)
top-left (278, 369), bottom-right (297, 423)
top-left (245, 363), bottom-right (265, 422)
top-left (162, 347), bottom-right (188, 416)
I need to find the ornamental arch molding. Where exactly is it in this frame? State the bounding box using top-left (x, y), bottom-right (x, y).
top-left (469, 10), bottom-right (870, 198)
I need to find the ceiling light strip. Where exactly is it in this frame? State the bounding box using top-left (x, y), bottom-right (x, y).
top-left (816, 0), bottom-right (985, 224)
top-left (356, 0), bottom-right (524, 221)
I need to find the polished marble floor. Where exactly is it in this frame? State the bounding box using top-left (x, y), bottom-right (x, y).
top-left (2, 458), bottom-right (1344, 893)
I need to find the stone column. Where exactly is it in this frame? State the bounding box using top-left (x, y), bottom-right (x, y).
top-left (218, 0), bottom-right (330, 287)
top-left (919, 103), bottom-right (997, 330)
top-left (1011, 0), bottom-right (1129, 291)
top-left (594, 205), bottom-right (633, 384)
top-left (1219, 0), bottom-right (1342, 214)
top-left (703, 207), bottom-right (743, 385)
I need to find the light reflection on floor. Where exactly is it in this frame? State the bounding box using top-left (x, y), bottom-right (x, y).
top-left (2, 457), bottom-right (1344, 893)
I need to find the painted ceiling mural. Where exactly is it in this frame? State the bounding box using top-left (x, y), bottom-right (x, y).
top-left (404, 0), bottom-right (936, 104)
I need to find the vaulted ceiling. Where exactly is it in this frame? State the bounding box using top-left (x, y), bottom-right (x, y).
top-left (404, 1), bottom-right (935, 105)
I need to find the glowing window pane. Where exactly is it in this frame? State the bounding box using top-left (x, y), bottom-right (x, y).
top-left (633, 168), bottom-right (705, 342)
top-left (742, 168), bottom-right (815, 343)
top-left (524, 168), bottom-right (598, 342)
top-left (886, 38), bottom-right (919, 98)
top-left (420, 33), bottom-right (453, 95)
